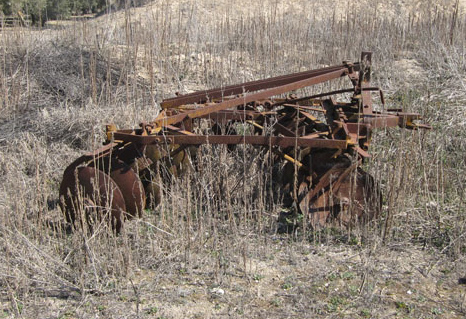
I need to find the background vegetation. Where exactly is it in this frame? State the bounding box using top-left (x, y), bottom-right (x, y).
top-left (0, 0), bottom-right (151, 25)
top-left (0, 0), bottom-right (465, 318)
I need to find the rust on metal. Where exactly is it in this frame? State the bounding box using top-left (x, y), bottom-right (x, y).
top-left (59, 52), bottom-right (430, 232)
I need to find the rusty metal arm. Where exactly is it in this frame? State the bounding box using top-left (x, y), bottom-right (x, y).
top-left (112, 131), bottom-right (348, 149)
top-left (161, 63), bottom-right (361, 108)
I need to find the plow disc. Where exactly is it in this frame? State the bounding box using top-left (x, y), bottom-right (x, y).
top-left (100, 159), bottom-right (145, 219)
top-left (59, 52), bottom-right (429, 232)
top-left (60, 166), bottom-right (126, 232)
top-left (297, 165), bottom-right (380, 230)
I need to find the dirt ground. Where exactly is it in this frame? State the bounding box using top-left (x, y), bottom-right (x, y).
top-left (4, 237), bottom-right (466, 318)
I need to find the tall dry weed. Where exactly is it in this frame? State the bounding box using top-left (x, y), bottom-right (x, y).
top-left (0, 0), bottom-right (465, 317)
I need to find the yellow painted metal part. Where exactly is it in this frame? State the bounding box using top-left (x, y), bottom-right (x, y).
top-left (106, 124), bottom-right (118, 142)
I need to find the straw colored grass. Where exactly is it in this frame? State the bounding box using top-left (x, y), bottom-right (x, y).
top-left (1, 0), bottom-right (466, 318)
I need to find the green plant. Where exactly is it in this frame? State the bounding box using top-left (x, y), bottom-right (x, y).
top-left (252, 274), bottom-right (264, 281)
top-left (270, 298), bottom-right (281, 307)
top-left (281, 282), bottom-right (293, 290)
top-left (146, 307), bottom-right (158, 315)
top-left (327, 296), bottom-right (346, 313)
top-left (342, 271), bottom-right (355, 280)
top-left (360, 309), bottom-right (371, 318)
top-left (431, 307), bottom-right (443, 315)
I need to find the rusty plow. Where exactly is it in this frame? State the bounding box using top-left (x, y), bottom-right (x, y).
top-left (59, 52), bottom-right (430, 232)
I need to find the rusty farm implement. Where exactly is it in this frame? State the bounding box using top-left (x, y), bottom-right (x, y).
top-left (59, 52), bottom-right (430, 232)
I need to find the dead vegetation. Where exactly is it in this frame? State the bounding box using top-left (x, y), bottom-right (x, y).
top-left (1, 0), bottom-right (466, 318)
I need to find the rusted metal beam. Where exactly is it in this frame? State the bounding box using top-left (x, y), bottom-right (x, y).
top-left (198, 110), bottom-right (264, 122)
top-left (112, 131), bottom-right (348, 149)
top-left (161, 63), bottom-right (361, 108)
top-left (363, 114), bottom-right (401, 128)
top-left (359, 51), bottom-right (374, 115)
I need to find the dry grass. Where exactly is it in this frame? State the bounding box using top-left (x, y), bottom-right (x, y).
top-left (1, 0), bottom-right (466, 318)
